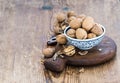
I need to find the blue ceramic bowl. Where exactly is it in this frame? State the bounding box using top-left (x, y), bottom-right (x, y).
top-left (64, 25), bottom-right (106, 50)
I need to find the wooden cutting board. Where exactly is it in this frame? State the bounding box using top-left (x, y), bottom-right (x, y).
top-left (44, 36), bottom-right (117, 72)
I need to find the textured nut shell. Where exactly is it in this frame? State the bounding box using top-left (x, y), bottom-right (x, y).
top-left (67, 11), bottom-right (76, 18)
top-left (76, 28), bottom-right (87, 39)
top-left (56, 34), bottom-right (67, 44)
top-left (54, 26), bottom-right (62, 34)
top-left (87, 33), bottom-right (96, 39)
top-left (63, 45), bottom-right (75, 56)
top-left (69, 19), bottom-right (81, 29)
top-left (67, 16), bottom-right (76, 23)
top-left (77, 14), bottom-right (86, 21)
top-left (42, 47), bottom-right (55, 58)
top-left (56, 13), bottom-right (66, 22)
top-left (82, 16), bottom-right (95, 31)
top-left (66, 29), bottom-right (76, 38)
top-left (91, 23), bottom-right (103, 36)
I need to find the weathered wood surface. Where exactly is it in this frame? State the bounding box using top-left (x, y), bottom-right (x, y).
top-left (0, 0), bottom-right (120, 83)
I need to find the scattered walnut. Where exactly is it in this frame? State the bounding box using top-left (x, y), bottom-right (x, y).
top-left (91, 23), bottom-right (103, 36)
top-left (82, 16), bottom-right (95, 31)
top-left (56, 34), bottom-right (67, 44)
top-left (66, 29), bottom-right (76, 38)
top-left (67, 11), bottom-right (76, 18)
top-left (76, 28), bottom-right (87, 39)
top-left (54, 26), bottom-right (63, 34)
top-left (77, 14), bottom-right (86, 21)
top-left (63, 45), bottom-right (76, 56)
top-left (87, 33), bottom-right (96, 39)
top-left (78, 51), bottom-right (88, 55)
top-left (42, 47), bottom-right (55, 58)
top-left (69, 19), bottom-right (82, 29)
top-left (56, 13), bottom-right (66, 22)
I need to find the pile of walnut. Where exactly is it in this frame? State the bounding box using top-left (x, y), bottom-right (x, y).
top-left (42, 11), bottom-right (103, 59)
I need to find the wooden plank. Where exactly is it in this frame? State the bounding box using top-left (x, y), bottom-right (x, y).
top-left (0, 0), bottom-right (120, 83)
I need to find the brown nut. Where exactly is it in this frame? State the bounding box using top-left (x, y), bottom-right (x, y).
top-left (53, 26), bottom-right (63, 34)
top-left (67, 11), bottom-right (76, 18)
top-left (69, 19), bottom-right (82, 29)
top-left (56, 34), bottom-right (67, 44)
top-left (87, 33), bottom-right (96, 39)
top-left (67, 29), bottom-right (76, 38)
top-left (91, 23), bottom-right (103, 36)
top-left (76, 28), bottom-right (87, 39)
top-left (42, 47), bottom-right (55, 58)
top-left (82, 16), bottom-right (95, 31)
top-left (63, 45), bottom-right (75, 56)
top-left (77, 14), bottom-right (86, 21)
top-left (67, 16), bottom-right (76, 23)
top-left (56, 13), bottom-right (66, 22)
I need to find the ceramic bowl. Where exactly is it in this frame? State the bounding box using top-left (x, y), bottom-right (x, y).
top-left (64, 25), bottom-right (106, 50)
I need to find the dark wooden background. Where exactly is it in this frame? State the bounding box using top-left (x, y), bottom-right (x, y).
top-left (0, 0), bottom-right (120, 83)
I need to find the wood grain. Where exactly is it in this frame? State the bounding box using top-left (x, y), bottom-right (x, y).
top-left (0, 0), bottom-right (120, 83)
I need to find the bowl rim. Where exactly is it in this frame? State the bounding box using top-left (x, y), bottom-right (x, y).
top-left (64, 25), bottom-right (106, 41)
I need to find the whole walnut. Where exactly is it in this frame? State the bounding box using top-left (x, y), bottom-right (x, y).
top-left (42, 47), bottom-right (55, 58)
top-left (91, 23), bottom-right (103, 36)
top-left (56, 13), bottom-right (66, 22)
top-left (87, 33), bottom-right (96, 39)
top-left (67, 11), bottom-right (76, 18)
top-left (77, 14), bottom-right (86, 21)
top-left (67, 29), bottom-right (76, 38)
top-left (67, 16), bottom-right (76, 23)
top-left (54, 26), bottom-right (63, 34)
top-left (76, 28), bottom-right (87, 39)
top-left (82, 16), bottom-right (95, 31)
top-left (56, 34), bottom-right (67, 44)
top-left (69, 19), bottom-right (82, 29)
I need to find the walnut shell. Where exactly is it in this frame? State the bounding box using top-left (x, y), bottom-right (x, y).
top-left (67, 11), bottom-right (76, 18)
top-left (82, 16), bottom-right (95, 31)
top-left (56, 34), bottom-right (67, 44)
top-left (76, 28), bottom-right (87, 39)
top-left (56, 13), bottom-right (66, 22)
top-left (67, 29), bottom-right (76, 38)
top-left (42, 47), bottom-right (55, 58)
top-left (91, 23), bottom-right (103, 36)
top-left (69, 19), bottom-right (82, 29)
top-left (54, 26), bottom-right (63, 34)
top-left (87, 33), bottom-right (96, 39)
top-left (63, 45), bottom-right (75, 56)
top-left (67, 16), bottom-right (76, 23)
top-left (77, 14), bottom-right (86, 21)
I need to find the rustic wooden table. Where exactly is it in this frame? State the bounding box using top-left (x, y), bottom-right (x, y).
top-left (0, 0), bottom-right (120, 83)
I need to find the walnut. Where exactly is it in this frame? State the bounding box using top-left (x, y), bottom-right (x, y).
top-left (56, 13), bottom-right (66, 22)
top-left (91, 23), bottom-right (103, 36)
top-left (63, 45), bottom-right (75, 56)
top-left (69, 19), bottom-right (82, 29)
top-left (67, 16), bottom-right (76, 23)
top-left (42, 47), bottom-right (55, 58)
top-left (56, 34), bottom-right (67, 44)
top-left (67, 11), bottom-right (76, 18)
top-left (77, 14), bottom-right (86, 21)
top-left (76, 28), bottom-right (87, 39)
top-left (82, 16), bottom-right (95, 31)
top-left (53, 26), bottom-right (63, 34)
top-left (87, 33), bottom-right (96, 39)
top-left (66, 29), bottom-right (76, 38)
